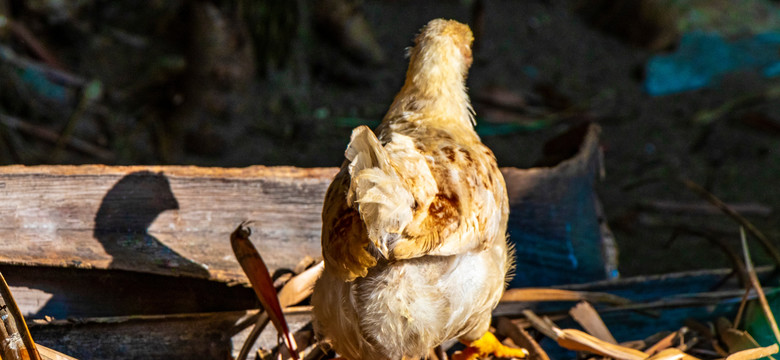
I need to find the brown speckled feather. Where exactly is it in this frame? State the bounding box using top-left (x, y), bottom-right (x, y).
top-left (313, 19), bottom-right (512, 360)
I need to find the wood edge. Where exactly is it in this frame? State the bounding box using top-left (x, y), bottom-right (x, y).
top-left (28, 309), bottom-right (259, 328)
top-left (0, 164), bottom-right (549, 180)
top-left (27, 308), bottom-right (314, 328)
top-left (0, 165), bottom-right (340, 179)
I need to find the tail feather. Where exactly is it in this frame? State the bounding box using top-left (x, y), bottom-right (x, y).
top-left (345, 126), bottom-right (414, 257)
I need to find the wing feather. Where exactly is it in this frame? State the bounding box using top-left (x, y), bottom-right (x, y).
top-left (321, 124), bottom-right (508, 280)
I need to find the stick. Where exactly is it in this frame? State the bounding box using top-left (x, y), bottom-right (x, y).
top-left (0, 272), bottom-right (41, 360)
top-left (0, 45), bottom-right (84, 87)
top-left (7, 20), bottom-right (65, 71)
top-left (680, 178), bottom-right (780, 266)
top-left (740, 227), bottom-right (780, 345)
top-left (237, 312), bottom-right (271, 360)
top-left (0, 113), bottom-right (114, 161)
top-left (52, 81), bottom-right (103, 162)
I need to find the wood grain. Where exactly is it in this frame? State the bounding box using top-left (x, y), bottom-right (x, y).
top-left (0, 165), bottom-right (337, 284)
top-left (28, 310), bottom-right (313, 360)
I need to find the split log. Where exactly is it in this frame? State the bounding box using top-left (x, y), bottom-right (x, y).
top-left (0, 165), bottom-right (336, 284)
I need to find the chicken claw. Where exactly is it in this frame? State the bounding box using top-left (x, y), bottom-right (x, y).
top-left (453, 332), bottom-right (529, 360)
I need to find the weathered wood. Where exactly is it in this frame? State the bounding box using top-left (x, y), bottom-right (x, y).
top-left (28, 310), bottom-right (313, 360)
top-left (0, 265), bottom-right (257, 319)
top-left (0, 124), bottom-right (610, 287)
top-left (0, 165), bottom-right (337, 284)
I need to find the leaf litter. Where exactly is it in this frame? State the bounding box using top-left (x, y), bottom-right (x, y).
top-left (228, 224), bottom-right (780, 360)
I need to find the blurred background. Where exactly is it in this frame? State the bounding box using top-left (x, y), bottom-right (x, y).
top-left (1, 0), bottom-right (780, 277)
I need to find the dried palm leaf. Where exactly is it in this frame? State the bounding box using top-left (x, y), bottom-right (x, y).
top-left (231, 223), bottom-right (300, 360)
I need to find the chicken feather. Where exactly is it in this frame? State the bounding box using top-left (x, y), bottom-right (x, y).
top-left (312, 18), bottom-right (517, 360)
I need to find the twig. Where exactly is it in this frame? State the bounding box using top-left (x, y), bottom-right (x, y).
top-left (680, 178), bottom-right (780, 266)
top-left (669, 227), bottom-right (749, 287)
top-left (595, 288), bottom-right (776, 314)
top-left (644, 331), bottom-right (677, 356)
top-left (0, 45), bottom-right (84, 88)
top-left (740, 227), bottom-right (780, 345)
top-left (521, 310), bottom-right (558, 340)
top-left (496, 317), bottom-right (549, 360)
top-left (693, 83), bottom-right (780, 125)
top-left (237, 312), bottom-right (271, 360)
top-left (0, 272), bottom-right (41, 360)
top-left (733, 287), bottom-right (751, 329)
top-left (639, 200), bottom-right (772, 217)
top-left (0, 113), bottom-right (114, 161)
top-left (52, 80), bottom-right (103, 162)
top-left (7, 20), bottom-right (66, 71)
top-left (0, 125), bottom-right (20, 163)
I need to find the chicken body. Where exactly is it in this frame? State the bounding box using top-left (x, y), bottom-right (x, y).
top-left (312, 19), bottom-right (512, 360)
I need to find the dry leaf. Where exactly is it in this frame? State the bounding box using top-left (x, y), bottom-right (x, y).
top-left (236, 313), bottom-right (271, 360)
top-left (496, 317), bottom-right (550, 360)
top-left (522, 310), bottom-right (558, 340)
top-left (740, 228), bottom-right (780, 344)
top-left (569, 301), bottom-right (617, 344)
top-left (231, 224), bottom-right (300, 360)
top-left (502, 288), bottom-right (631, 305)
top-left (278, 262), bottom-right (324, 308)
top-left (293, 256), bottom-right (317, 274)
top-left (645, 348), bottom-right (701, 360)
top-left (726, 343), bottom-right (780, 360)
top-left (644, 331), bottom-right (678, 356)
top-left (553, 328), bottom-right (647, 360)
top-left (717, 318), bottom-right (759, 354)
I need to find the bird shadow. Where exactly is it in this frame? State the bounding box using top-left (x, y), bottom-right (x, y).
top-left (92, 171), bottom-right (210, 278)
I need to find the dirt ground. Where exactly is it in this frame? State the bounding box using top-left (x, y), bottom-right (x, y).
top-left (3, 0), bottom-right (780, 277)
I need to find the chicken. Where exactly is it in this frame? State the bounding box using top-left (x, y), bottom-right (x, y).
top-left (311, 19), bottom-right (526, 360)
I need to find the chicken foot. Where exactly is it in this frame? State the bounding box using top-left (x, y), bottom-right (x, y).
top-left (452, 332), bottom-right (528, 360)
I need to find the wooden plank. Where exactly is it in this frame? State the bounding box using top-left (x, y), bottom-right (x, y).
top-left (28, 310), bottom-right (313, 360)
top-left (0, 124), bottom-right (610, 286)
top-left (0, 265), bottom-right (257, 319)
top-left (0, 165), bottom-right (337, 284)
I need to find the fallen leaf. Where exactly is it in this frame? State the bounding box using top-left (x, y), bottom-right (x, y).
top-left (645, 348), bottom-right (701, 360)
top-left (569, 301), bottom-right (617, 344)
top-left (553, 328), bottom-right (648, 360)
top-left (726, 343), bottom-right (780, 360)
top-left (502, 288), bottom-right (631, 305)
top-left (644, 331), bottom-right (678, 356)
top-left (231, 223), bottom-right (300, 360)
top-left (277, 262), bottom-right (324, 309)
top-left (496, 317), bottom-right (550, 360)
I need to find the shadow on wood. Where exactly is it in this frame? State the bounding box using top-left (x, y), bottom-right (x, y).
top-left (2, 265), bottom-right (257, 319)
top-left (93, 171), bottom-right (210, 278)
